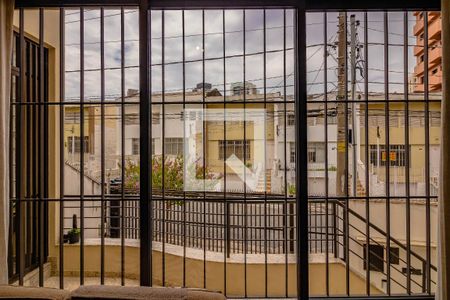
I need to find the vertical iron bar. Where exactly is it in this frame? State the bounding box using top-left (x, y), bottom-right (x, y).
top-left (384, 11), bottom-right (391, 295)
top-left (323, 11), bottom-right (330, 297)
top-left (263, 9), bottom-right (268, 297)
top-left (222, 9), bottom-right (228, 297)
top-left (364, 11), bottom-right (371, 297)
top-left (139, 0), bottom-right (152, 286)
top-left (8, 40), bottom-right (15, 283)
top-left (120, 7), bottom-right (126, 286)
top-left (283, 9), bottom-right (289, 298)
top-left (8, 38), bottom-right (15, 281)
top-left (59, 8), bottom-right (65, 290)
top-left (161, 9), bottom-right (166, 287)
top-left (243, 9), bottom-right (248, 298)
top-left (79, 7), bottom-right (85, 285)
top-left (404, 11), bottom-right (411, 295)
top-left (295, 6), bottom-right (309, 300)
top-left (26, 41), bottom-right (31, 274)
top-left (100, 7), bottom-right (105, 286)
top-left (182, 9), bottom-right (187, 288)
top-left (202, 9), bottom-right (206, 289)
top-left (17, 8), bottom-right (25, 286)
top-left (344, 11), bottom-right (350, 296)
top-left (423, 11), bottom-right (431, 294)
top-left (38, 7), bottom-right (45, 288)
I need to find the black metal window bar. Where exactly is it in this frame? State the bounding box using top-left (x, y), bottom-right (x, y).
top-left (9, 1), bottom-right (440, 299)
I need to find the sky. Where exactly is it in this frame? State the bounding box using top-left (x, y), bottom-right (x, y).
top-left (61, 9), bottom-right (437, 102)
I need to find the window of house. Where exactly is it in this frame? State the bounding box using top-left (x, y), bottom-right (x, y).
top-left (307, 143), bottom-right (325, 163)
top-left (410, 114), bottom-right (425, 127)
top-left (164, 138), bottom-right (184, 156)
top-left (287, 114), bottom-right (295, 126)
top-left (430, 111), bottom-right (441, 127)
top-left (290, 142), bottom-right (295, 163)
top-left (369, 144), bottom-right (407, 167)
top-left (152, 112), bottom-right (160, 124)
top-left (328, 116), bottom-right (337, 125)
top-left (65, 111), bottom-right (80, 123)
top-left (402, 267), bottom-right (423, 276)
top-left (219, 140), bottom-right (250, 161)
top-left (389, 115), bottom-right (399, 127)
top-left (390, 247), bottom-right (400, 265)
top-left (67, 136), bottom-right (90, 154)
top-left (369, 115), bottom-right (385, 127)
top-left (125, 113), bottom-right (139, 125)
top-left (363, 244), bottom-right (400, 273)
top-left (363, 244), bottom-right (384, 272)
top-left (132, 138), bottom-right (139, 155)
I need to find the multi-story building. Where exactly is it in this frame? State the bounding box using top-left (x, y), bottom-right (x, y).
top-left (413, 12), bottom-right (442, 93)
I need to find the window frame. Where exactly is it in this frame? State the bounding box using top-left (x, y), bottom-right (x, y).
top-left (10, 1), bottom-right (441, 298)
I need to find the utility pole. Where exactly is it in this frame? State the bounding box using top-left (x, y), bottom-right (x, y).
top-left (336, 12), bottom-right (347, 198)
top-left (350, 14), bottom-right (358, 197)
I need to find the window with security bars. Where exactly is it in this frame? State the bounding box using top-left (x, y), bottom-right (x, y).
top-left (67, 136), bottom-right (90, 154)
top-left (8, 4), bottom-right (441, 299)
top-left (219, 140), bottom-right (250, 161)
top-left (369, 144), bottom-right (407, 167)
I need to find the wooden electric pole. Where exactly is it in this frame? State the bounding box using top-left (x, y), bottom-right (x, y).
top-left (350, 14), bottom-right (358, 197)
top-left (336, 12), bottom-right (347, 197)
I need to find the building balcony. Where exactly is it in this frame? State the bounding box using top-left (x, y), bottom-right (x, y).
top-left (414, 46), bottom-right (442, 76)
top-left (413, 12), bottom-right (441, 37)
top-left (18, 196), bottom-right (432, 297)
top-left (414, 22), bottom-right (442, 58)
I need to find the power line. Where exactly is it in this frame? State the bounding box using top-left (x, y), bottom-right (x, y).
top-left (65, 47), bottom-right (294, 72)
top-left (65, 9), bottom-right (138, 24)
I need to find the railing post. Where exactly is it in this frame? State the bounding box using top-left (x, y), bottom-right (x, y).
top-left (289, 202), bottom-right (295, 253)
top-left (226, 201), bottom-right (231, 258)
top-left (333, 202), bottom-right (338, 258)
top-left (343, 200), bottom-right (347, 262)
top-left (422, 260), bottom-right (427, 293)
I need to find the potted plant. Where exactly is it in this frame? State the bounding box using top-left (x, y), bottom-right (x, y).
top-left (288, 184), bottom-right (296, 197)
top-left (67, 228), bottom-right (80, 244)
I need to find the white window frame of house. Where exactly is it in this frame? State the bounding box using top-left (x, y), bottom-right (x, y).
top-left (307, 142), bottom-right (325, 163)
top-left (164, 137), bottom-right (184, 156)
top-left (67, 136), bottom-right (90, 154)
top-left (219, 140), bottom-right (251, 161)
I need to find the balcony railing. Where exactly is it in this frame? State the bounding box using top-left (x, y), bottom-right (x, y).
top-left (62, 187), bottom-right (437, 294)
